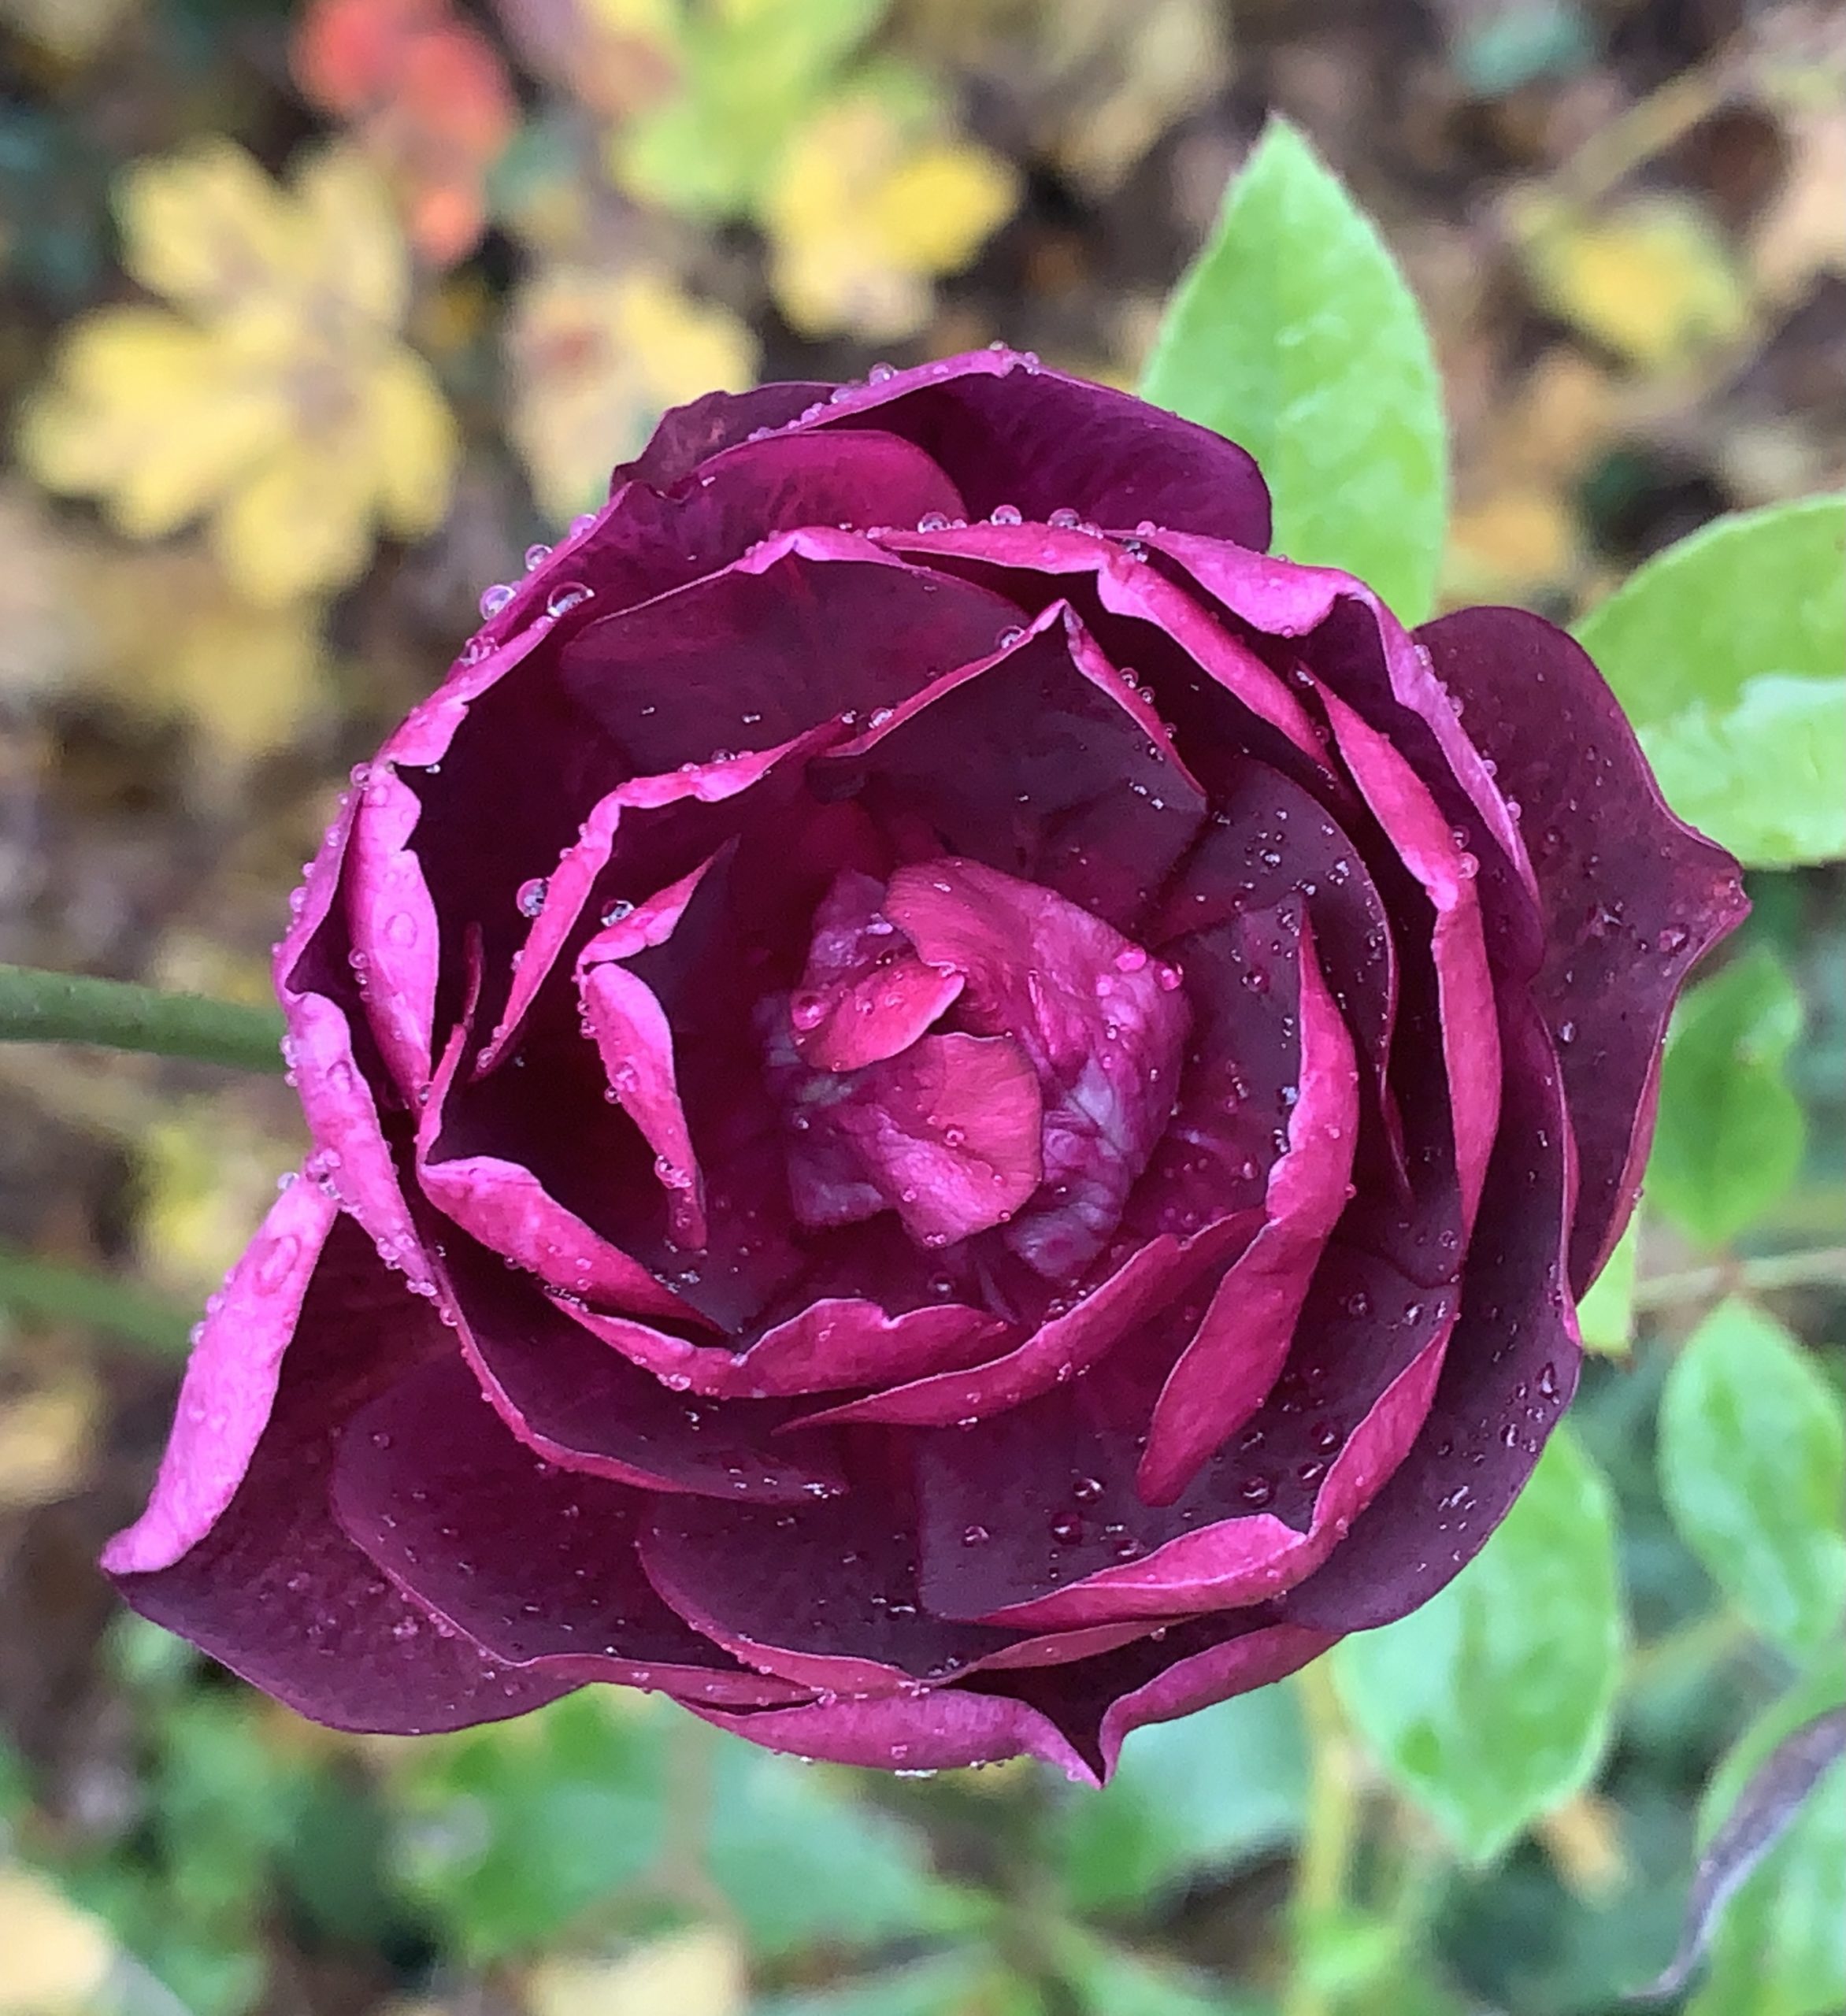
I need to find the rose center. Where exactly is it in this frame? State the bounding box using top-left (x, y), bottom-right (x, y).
top-left (762, 859), bottom-right (1191, 1277)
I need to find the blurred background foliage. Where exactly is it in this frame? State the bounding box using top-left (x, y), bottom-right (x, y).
top-left (1, 0), bottom-right (1843, 2012)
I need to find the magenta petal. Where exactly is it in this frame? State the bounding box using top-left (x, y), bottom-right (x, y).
top-left (106, 1212), bottom-right (570, 1733)
top-left (103, 1175), bottom-right (339, 1577)
top-left (885, 856), bottom-right (1192, 1281)
top-left (795, 1227), bottom-right (1236, 1431)
top-left (688, 1685), bottom-right (1099, 1784)
top-left (1095, 1623), bottom-right (1336, 1776)
top-left (556, 540), bottom-right (1024, 774)
top-left (331, 1354), bottom-right (806, 1706)
top-left (345, 764), bottom-right (440, 1094)
top-left (580, 960), bottom-right (706, 1248)
top-left (439, 1232), bottom-right (846, 1503)
top-left (790, 869), bottom-right (964, 1073)
top-left (1320, 687), bottom-right (1501, 1227)
top-left (795, 347), bottom-right (1271, 550)
top-left (1138, 922), bottom-right (1361, 1504)
top-left (1416, 606), bottom-right (1748, 1288)
top-left (614, 382), bottom-right (828, 491)
top-left (559, 1293), bottom-right (1008, 1399)
top-left (1281, 991), bottom-right (1581, 1631)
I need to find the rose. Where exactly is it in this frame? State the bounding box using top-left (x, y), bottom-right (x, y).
top-left (104, 349), bottom-right (1744, 1782)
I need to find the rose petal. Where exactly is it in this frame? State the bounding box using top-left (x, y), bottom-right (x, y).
top-left (331, 1354), bottom-right (806, 1706)
top-left (1137, 919), bottom-right (1361, 1504)
top-left (1416, 606), bottom-right (1748, 1289)
top-left (107, 1212), bottom-right (571, 1733)
top-left (439, 1231), bottom-right (846, 1503)
top-left (788, 869), bottom-right (965, 1073)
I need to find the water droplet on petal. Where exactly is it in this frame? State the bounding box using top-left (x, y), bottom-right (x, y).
top-left (479, 582), bottom-right (514, 617)
top-left (516, 876), bottom-right (549, 918)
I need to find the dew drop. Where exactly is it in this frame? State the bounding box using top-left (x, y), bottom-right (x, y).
top-left (479, 582), bottom-right (514, 617)
top-left (516, 876), bottom-right (549, 918)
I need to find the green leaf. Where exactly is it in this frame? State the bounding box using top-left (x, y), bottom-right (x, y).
top-left (1332, 1424), bottom-right (1623, 1863)
top-left (1576, 1215), bottom-right (1639, 1355)
top-left (389, 1694), bottom-right (666, 1962)
top-left (1053, 1923), bottom-right (1271, 2016)
top-left (706, 1740), bottom-right (969, 1957)
top-left (1574, 495), bottom-right (1846, 867)
top-left (1657, 1298), bottom-right (1846, 1658)
top-left (749, 1953), bottom-right (1010, 2016)
top-left (1051, 1684), bottom-right (1306, 1911)
top-left (617, 0), bottom-right (894, 220)
top-left (1140, 117), bottom-right (1448, 623)
top-left (1687, 1657), bottom-right (1846, 2016)
top-left (1647, 947), bottom-right (1807, 1249)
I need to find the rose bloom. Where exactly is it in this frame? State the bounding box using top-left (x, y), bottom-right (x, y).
top-left (106, 350), bottom-right (1743, 1782)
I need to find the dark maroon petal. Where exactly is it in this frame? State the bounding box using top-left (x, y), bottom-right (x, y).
top-left (912, 1243), bottom-right (1457, 1627)
top-left (106, 1206), bottom-right (570, 1733)
top-left (331, 1354), bottom-right (806, 1706)
top-left (885, 857), bottom-right (1192, 1282)
top-left (1417, 606), bottom-right (1748, 1289)
top-left (1141, 532), bottom-right (1530, 886)
top-left (873, 522), bottom-right (1326, 767)
top-left (793, 348), bottom-right (1271, 550)
top-left (788, 869), bottom-right (964, 1073)
top-left (557, 1294), bottom-right (1009, 1399)
top-left (1279, 988), bottom-right (1581, 1632)
top-left (437, 1232), bottom-right (846, 1503)
top-left (788, 1031), bottom-right (1046, 1247)
top-left (687, 1687), bottom-right (1098, 1784)
top-left (479, 721), bottom-right (845, 1075)
top-left (1094, 1624), bottom-right (1336, 1773)
top-left (1319, 687), bottom-right (1500, 1227)
top-left (1138, 921), bottom-right (1360, 1505)
top-left (555, 536), bottom-right (1025, 775)
top-left (793, 1225), bottom-right (1240, 1431)
top-left (613, 382), bottom-right (828, 491)
top-left (807, 606), bottom-right (1206, 937)
top-left (1121, 897), bottom-right (1309, 1246)
top-left (640, 1485), bottom-right (1153, 1697)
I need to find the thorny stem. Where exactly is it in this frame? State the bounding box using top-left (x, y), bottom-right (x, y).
top-left (1282, 1658), bottom-right (1366, 2016)
top-left (0, 963), bottom-right (286, 1074)
top-left (1633, 1245), bottom-right (1846, 1311)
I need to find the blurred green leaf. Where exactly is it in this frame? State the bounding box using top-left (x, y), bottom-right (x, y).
top-left (750, 1951), bottom-right (1011, 2015)
top-left (1575, 495), bottom-right (1846, 867)
top-left (707, 1740), bottom-right (974, 1957)
top-left (1577, 1215), bottom-right (1639, 1355)
top-left (1333, 1424), bottom-right (1623, 1863)
top-left (1657, 1298), bottom-right (1846, 1658)
top-left (1054, 1922), bottom-right (1270, 2016)
top-left (1140, 116), bottom-right (1448, 623)
top-left (1051, 1684), bottom-right (1307, 1912)
top-left (1687, 1656), bottom-right (1846, 2016)
top-left (1647, 946), bottom-right (1807, 1248)
top-left (616, 0), bottom-right (895, 221)
top-left (389, 1693), bottom-right (666, 1962)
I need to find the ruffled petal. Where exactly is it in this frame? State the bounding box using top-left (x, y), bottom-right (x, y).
top-left (331, 1354), bottom-right (808, 1706)
top-left (106, 1210), bottom-right (571, 1733)
top-left (1416, 606), bottom-right (1748, 1288)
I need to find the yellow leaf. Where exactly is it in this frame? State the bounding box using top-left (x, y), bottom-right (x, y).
top-left (506, 266), bottom-right (758, 524)
top-left (763, 91), bottom-right (1017, 340)
top-left (0, 1866), bottom-right (113, 2014)
top-left (1509, 189), bottom-right (1753, 371)
top-left (19, 308), bottom-right (287, 539)
top-left (0, 1377), bottom-right (99, 1511)
top-left (525, 1929), bottom-right (747, 2016)
top-left (136, 1102), bottom-right (301, 1302)
top-left (0, 0), bottom-right (136, 64)
top-left (116, 138), bottom-right (300, 317)
top-left (0, 484), bottom-right (90, 706)
top-left (17, 139), bottom-right (456, 602)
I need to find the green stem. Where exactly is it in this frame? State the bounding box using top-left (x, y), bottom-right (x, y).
top-left (0, 1246), bottom-right (195, 1354)
top-left (0, 963), bottom-right (285, 1073)
top-left (1633, 1245), bottom-right (1846, 1312)
top-left (1284, 1658), bottom-right (1365, 2016)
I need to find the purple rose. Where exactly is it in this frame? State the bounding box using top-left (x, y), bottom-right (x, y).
top-left (105, 350), bottom-right (1744, 1782)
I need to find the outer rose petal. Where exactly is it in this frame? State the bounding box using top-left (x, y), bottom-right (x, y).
top-left (106, 1206), bottom-right (571, 1733)
top-left (1415, 606), bottom-right (1748, 1289)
